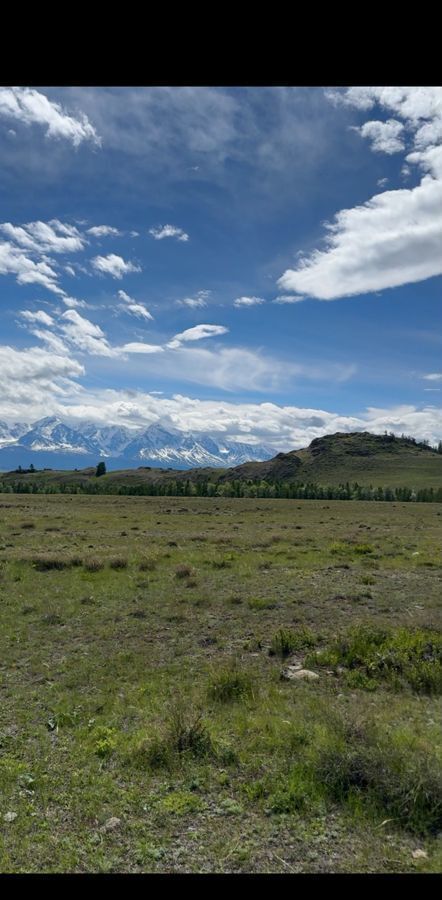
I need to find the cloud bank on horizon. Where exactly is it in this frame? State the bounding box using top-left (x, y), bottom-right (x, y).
top-left (0, 85), bottom-right (441, 450)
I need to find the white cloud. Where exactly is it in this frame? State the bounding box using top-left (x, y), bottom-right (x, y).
top-left (0, 220), bottom-right (90, 295)
top-left (87, 225), bottom-right (121, 237)
top-left (233, 296), bottom-right (265, 307)
top-left (60, 309), bottom-right (118, 357)
top-left (4, 381), bottom-right (441, 450)
top-left (423, 373), bottom-right (442, 381)
top-left (29, 329), bottom-right (70, 355)
top-left (149, 224), bottom-right (189, 242)
top-left (62, 296), bottom-right (87, 309)
top-left (0, 86), bottom-right (100, 147)
top-left (0, 219), bottom-right (84, 254)
top-left (0, 344), bottom-right (84, 415)
top-left (177, 290), bottom-right (211, 309)
top-left (91, 254), bottom-right (141, 279)
top-left (120, 342), bottom-right (164, 354)
top-left (0, 241), bottom-right (64, 294)
top-left (278, 175), bottom-right (442, 300)
top-left (353, 119), bottom-right (405, 154)
top-left (272, 294), bottom-right (305, 304)
top-left (279, 87), bottom-right (442, 301)
top-left (117, 289), bottom-right (153, 321)
top-left (167, 324), bottom-right (228, 349)
top-left (20, 309), bottom-right (54, 327)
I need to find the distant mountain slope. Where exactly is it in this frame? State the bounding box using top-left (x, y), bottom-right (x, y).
top-left (1, 431), bottom-right (442, 490)
top-left (0, 417), bottom-right (272, 470)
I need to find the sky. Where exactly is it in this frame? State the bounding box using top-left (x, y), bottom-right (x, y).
top-left (0, 85), bottom-right (441, 451)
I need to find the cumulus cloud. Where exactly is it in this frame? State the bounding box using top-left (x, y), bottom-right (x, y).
top-left (0, 86), bottom-right (100, 147)
top-left (353, 119), bottom-right (405, 154)
top-left (0, 220), bottom-right (90, 295)
top-left (117, 289), bottom-right (153, 321)
top-left (167, 324), bottom-right (228, 350)
top-left (0, 219), bottom-right (84, 254)
top-left (87, 225), bottom-right (121, 237)
top-left (20, 309), bottom-right (55, 327)
top-left (233, 296), bottom-right (265, 307)
top-left (279, 87), bottom-right (442, 301)
top-left (0, 241), bottom-right (64, 294)
top-left (278, 177), bottom-right (442, 299)
top-left (149, 224), bottom-right (189, 242)
top-left (91, 254), bottom-right (141, 279)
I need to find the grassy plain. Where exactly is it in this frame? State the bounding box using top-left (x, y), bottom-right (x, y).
top-left (0, 494), bottom-right (441, 873)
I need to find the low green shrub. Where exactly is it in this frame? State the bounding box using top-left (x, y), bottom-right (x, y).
top-left (208, 664), bottom-right (254, 703)
top-left (307, 625), bottom-right (442, 694)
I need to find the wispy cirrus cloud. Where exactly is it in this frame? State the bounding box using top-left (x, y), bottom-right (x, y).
top-left (272, 294), bottom-right (305, 304)
top-left (176, 290), bottom-right (211, 309)
top-left (0, 86), bottom-right (100, 147)
top-left (60, 309), bottom-right (118, 357)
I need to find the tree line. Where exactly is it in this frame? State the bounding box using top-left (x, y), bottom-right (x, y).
top-left (1, 477), bottom-right (441, 502)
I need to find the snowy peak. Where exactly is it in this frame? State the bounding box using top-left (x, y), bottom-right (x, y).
top-left (0, 419), bottom-right (273, 469)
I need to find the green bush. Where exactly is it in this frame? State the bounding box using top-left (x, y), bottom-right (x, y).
top-left (208, 664), bottom-right (253, 703)
top-left (308, 625), bottom-right (442, 695)
top-left (109, 557), bottom-right (128, 570)
top-left (133, 705), bottom-right (214, 771)
top-left (316, 722), bottom-right (442, 835)
top-left (269, 626), bottom-right (316, 657)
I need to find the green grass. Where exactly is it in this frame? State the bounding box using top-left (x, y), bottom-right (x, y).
top-left (0, 493), bottom-right (441, 873)
top-left (307, 625), bottom-right (442, 694)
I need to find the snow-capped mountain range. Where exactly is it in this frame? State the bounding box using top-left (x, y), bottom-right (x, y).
top-left (0, 417), bottom-right (273, 471)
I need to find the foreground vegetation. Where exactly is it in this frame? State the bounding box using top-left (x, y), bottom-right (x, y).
top-left (0, 494), bottom-right (441, 872)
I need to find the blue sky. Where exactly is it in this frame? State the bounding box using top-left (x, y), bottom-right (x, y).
top-left (1, 85), bottom-right (441, 449)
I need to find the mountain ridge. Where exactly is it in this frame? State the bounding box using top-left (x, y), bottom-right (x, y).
top-left (0, 417), bottom-right (273, 470)
top-left (2, 430), bottom-right (442, 490)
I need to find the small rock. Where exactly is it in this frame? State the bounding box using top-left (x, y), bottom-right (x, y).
top-left (100, 816), bottom-right (121, 833)
top-left (412, 849), bottom-right (428, 859)
top-left (284, 667), bottom-right (319, 681)
top-left (4, 811), bottom-right (17, 823)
